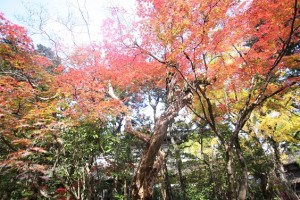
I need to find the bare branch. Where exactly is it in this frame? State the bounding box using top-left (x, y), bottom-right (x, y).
top-left (107, 81), bottom-right (150, 143)
top-left (76, 0), bottom-right (92, 45)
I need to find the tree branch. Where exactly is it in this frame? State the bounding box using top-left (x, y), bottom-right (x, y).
top-left (107, 82), bottom-right (150, 143)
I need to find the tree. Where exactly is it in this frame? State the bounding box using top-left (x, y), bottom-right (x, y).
top-left (98, 0), bottom-right (299, 199)
top-left (244, 89), bottom-right (300, 199)
top-left (0, 13), bottom-right (61, 199)
top-left (36, 44), bottom-right (61, 72)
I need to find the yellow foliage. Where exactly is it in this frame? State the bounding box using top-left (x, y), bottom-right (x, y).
top-left (183, 137), bottom-right (219, 158)
top-left (183, 140), bottom-right (201, 157)
top-left (253, 90), bottom-right (300, 143)
top-left (282, 54), bottom-right (300, 69)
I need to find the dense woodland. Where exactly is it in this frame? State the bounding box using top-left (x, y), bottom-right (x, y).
top-left (0, 0), bottom-right (300, 199)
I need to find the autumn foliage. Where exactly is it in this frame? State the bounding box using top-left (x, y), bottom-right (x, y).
top-left (0, 12), bottom-right (60, 178)
top-left (0, 0), bottom-right (299, 198)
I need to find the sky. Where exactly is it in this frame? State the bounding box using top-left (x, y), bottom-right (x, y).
top-left (0, 0), bottom-right (136, 47)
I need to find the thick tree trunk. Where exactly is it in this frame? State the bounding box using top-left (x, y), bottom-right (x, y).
top-left (130, 92), bottom-right (192, 199)
top-left (107, 70), bottom-right (192, 199)
top-left (131, 150), bottom-right (166, 199)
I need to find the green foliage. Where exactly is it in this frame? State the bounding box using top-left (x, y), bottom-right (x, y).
top-left (187, 183), bottom-right (215, 200)
top-left (113, 193), bottom-right (125, 200)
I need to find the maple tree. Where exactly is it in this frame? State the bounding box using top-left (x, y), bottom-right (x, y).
top-left (54, 0), bottom-right (299, 199)
top-left (97, 0), bottom-right (300, 199)
top-left (0, 13), bottom-right (63, 198)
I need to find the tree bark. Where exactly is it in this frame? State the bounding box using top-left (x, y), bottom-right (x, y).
top-left (161, 156), bottom-right (173, 200)
top-left (130, 92), bottom-right (192, 199)
top-left (124, 179), bottom-right (128, 200)
top-left (269, 137), bottom-right (299, 200)
top-left (107, 69), bottom-right (192, 199)
top-left (163, 159), bottom-right (173, 200)
top-left (85, 156), bottom-right (93, 200)
top-left (234, 136), bottom-right (248, 200)
top-left (171, 136), bottom-right (187, 200)
top-left (225, 145), bottom-right (237, 200)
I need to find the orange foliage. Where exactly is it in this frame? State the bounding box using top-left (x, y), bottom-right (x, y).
top-left (57, 0), bottom-right (299, 127)
top-left (131, 0), bottom-right (299, 120)
top-left (0, 14), bottom-right (60, 174)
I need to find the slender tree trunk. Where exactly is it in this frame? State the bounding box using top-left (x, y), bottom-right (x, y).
top-left (259, 173), bottom-right (274, 200)
top-left (269, 137), bottom-right (299, 200)
top-left (225, 145), bottom-right (237, 200)
top-left (124, 179), bottom-right (128, 200)
top-left (234, 136), bottom-right (248, 200)
top-left (161, 183), bottom-right (167, 200)
top-left (171, 136), bottom-right (187, 200)
top-left (85, 156), bottom-right (93, 200)
top-left (161, 157), bottom-right (173, 200)
top-left (114, 176), bottom-right (118, 196)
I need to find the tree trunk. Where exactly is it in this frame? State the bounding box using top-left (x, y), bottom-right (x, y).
top-left (161, 183), bottom-right (167, 200)
top-left (131, 149), bottom-right (166, 199)
top-left (269, 137), bottom-right (299, 200)
top-left (225, 145), bottom-right (237, 200)
top-left (161, 157), bottom-right (173, 200)
top-left (171, 136), bottom-right (187, 200)
top-left (124, 179), bottom-right (128, 200)
top-left (85, 156), bottom-right (93, 200)
top-left (130, 92), bottom-right (192, 199)
top-left (234, 136), bottom-right (248, 200)
top-left (259, 173), bottom-right (274, 200)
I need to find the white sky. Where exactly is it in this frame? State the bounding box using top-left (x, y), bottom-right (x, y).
top-left (0, 0), bottom-right (136, 48)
